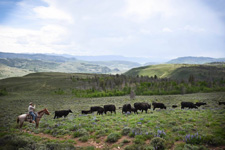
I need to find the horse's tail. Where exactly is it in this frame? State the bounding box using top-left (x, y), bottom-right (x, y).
top-left (17, 117), bottom-right (19, 124)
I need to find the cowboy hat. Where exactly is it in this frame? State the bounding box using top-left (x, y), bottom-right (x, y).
top-left (29, 102), bottom-right (33, 105)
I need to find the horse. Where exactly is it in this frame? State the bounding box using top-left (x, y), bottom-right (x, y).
top-left (17, 108), bottom-right (50, 128)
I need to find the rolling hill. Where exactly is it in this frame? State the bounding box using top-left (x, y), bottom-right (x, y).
top-left (124, 64), bottom-right (225, 81)
top-left (167, 56), bottom-right (225, 64)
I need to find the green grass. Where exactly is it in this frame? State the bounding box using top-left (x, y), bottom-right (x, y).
top-left (0, 90), bottom-right (225, 149)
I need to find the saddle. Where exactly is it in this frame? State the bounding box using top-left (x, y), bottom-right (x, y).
top-left (26, 112), bottom-right (37, 123)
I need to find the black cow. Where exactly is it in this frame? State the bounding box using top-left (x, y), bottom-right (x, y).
top-left (104, 105), bottom-right (116, 114)
top-left (81, 110), bottom-right (92, 114)
top-left (219, 102), bottom-right (225, 105)
top-left (152, 102), bottom-right (166, 110)
top-left (134, 102), bottom-right (151, 113)
top-left (122, 104), bottom-right (131, 114)
top-left (195, 102), bottom-right (207, 107)
top-left (172, 105), bottom-right (178, 108)
top-left (54, 109), bottom-right (73, 119)
top-left (90, 106), bottom-right (102, 113)
top-left (97, 107), bottom-right (104, 115)
top-left (181, 102), bottom-right (197, 109)
top-left (131, 107), bottom-right (138, 114)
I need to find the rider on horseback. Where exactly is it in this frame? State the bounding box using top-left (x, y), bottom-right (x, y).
top-left (28, 102), bottom-right (36, 123)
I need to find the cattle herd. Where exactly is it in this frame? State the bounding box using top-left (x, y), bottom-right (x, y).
top-left (53, 101), bottom-right (225, 119)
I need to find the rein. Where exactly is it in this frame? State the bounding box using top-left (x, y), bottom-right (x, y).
top-left (35, 109), bottom-right (48, 118)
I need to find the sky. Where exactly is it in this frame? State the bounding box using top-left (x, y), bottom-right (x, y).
top-left (0, 0), bottom-right (225, 62)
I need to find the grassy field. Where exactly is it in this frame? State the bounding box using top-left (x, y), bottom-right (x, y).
top-left (0, 90), bottom-right (225, 149)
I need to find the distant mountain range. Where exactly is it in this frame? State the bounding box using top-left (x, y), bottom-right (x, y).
top-left (0, 52), bottom-right (225, 79)
top-left (167, 56), bottom-right (225, 64)
top-left (0, 52), bottom-right (142, 79)
top-left (0, 52), bottom-right (76, 62)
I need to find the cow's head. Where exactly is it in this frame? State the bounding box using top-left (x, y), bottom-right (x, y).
top-left (69, 109), bottom-right (73, 113)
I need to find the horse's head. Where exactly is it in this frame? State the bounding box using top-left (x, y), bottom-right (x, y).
top-left (44, 108), bottom-right (50, 115)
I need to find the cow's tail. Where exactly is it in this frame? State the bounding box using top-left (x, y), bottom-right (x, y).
top-left (17, 117), bottom-right (19, 124)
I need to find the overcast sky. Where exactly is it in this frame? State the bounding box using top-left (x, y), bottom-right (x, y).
top-left (0, 0), bottom-right (225, 62)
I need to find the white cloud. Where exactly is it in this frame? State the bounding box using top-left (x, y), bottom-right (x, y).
top-left (162, 27), bottom-right (173, 32)
top-left (33, 6), bottom-right (73, 23)
top-left (122, 0), bottom-right (175, 22)
top-left (183, 25), bottom-right (205, 33)
top-left (0, 0), bottom-right (224, 61)
top-left (0, 25), bottom-right (71, 54)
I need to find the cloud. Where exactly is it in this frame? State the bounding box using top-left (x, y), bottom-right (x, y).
top-left (0, 25), bottom-right (72, 54)
top-left (33, 6), bottom-right (73, 23)
top-left (122, 0), bottom-right (175, 22)
top-left (162, 27), bottom-right (173, 33)
top-left (0, 0), bottom-right (225, 61)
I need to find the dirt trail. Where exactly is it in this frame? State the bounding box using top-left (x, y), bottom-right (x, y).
top-left (22, 130), bottom-right (119, 149)
top-left (22, 130), bottom-right (225, 150)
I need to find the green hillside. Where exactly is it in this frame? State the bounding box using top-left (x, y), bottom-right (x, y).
top-left (0, 72), bottom-right (97, 94)
top-left (124, 64), bottom-right (225, 80)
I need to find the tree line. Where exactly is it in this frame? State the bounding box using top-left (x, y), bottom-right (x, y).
top-left (68, 74), bottom-right (225, 98)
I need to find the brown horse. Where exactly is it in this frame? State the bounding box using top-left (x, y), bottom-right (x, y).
top-left (17, 108), bottom-right (50, 128)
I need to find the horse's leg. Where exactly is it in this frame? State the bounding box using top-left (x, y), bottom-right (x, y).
top-left (20, 122), bottom-right (23, 128)
top-left (36, 120), bottom-right (39, 128)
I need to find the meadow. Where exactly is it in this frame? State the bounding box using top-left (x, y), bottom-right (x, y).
top-left (0, 91), bottom-right (225, 150)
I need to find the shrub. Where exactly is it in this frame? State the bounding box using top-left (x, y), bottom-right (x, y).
top-left (83, 146), bottom-right (95, 150)
top-left (169, 121), bottom-right (176, 126)
top-left (134, 135), bottom-right (145, 144)
top-left (155, 130), bottom-right (166, 138)
top-left (124, 144), bottom-right (145, 150)
top-left (122, 127), bottom-right (131, 135)
top-left (122, 139), bottom-right (130, 144)
top-left (144, 131), bottom-right (154, 140)
top-left (0, 88), bottom-right (8, 96)
top-left (174, 142), bottom-right (185, 150)
top-left (183, 144), bottom-right (209, 150)
top-left (203, 134), bottom-right (224, 146)
top-left (70, 125), bottom-right (79, 131)
top-left (95, 130), bottom-right (106, 138)
top-left (46, 143), bottom-right (75, 150)
top-left (129, 127), bottom-right (142, 137)
top-left (106, 133), bottom-right (120, 143)
top-left (184, 132), bottom-right (202, 144)
top-left (73, 128), bottom-right (88, 138)
top-left (172, 126), bottom-right (183, 132)
top-left (79, 135), bottom-right (89, 142)
top-left (150, 137), bottom-right (166, 150)
top-left (54, 88), bottom-right (64, 95)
